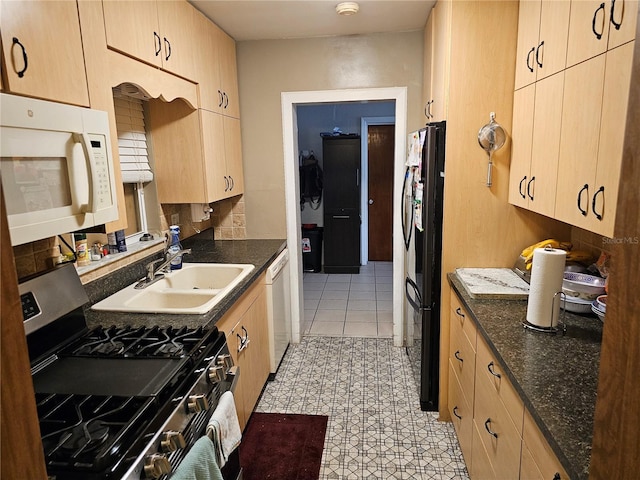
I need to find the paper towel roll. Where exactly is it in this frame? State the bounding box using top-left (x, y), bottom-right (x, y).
top-left (526, 247), bottom-right (567, 328)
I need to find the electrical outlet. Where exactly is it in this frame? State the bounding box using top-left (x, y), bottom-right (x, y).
top-left (171, 213), bottom-right (179, 225)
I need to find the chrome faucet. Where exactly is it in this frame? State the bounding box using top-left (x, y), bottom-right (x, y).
top-left (135, 248), bottom-right (192, 289)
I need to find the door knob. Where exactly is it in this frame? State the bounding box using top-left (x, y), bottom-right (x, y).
top-left (369, 199), bottom-right (374, 205)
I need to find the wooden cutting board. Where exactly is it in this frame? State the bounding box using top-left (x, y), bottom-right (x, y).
top-left (455, 268), bottom-right (530, 299)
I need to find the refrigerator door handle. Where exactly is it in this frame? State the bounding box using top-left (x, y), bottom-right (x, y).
top-left (404, 277), bottom-right (424, 312)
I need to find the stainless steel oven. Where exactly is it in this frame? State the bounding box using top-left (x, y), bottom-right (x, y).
top-left (21, 264), bottom-right (241, 480)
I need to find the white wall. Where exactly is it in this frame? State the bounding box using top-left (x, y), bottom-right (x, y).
top-left (236, 31), bottom-right (424, 239)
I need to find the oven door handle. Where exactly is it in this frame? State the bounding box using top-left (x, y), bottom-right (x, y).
top-left (227, 365), bottom-right (240, 393)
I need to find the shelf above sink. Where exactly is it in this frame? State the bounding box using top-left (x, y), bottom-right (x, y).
top-left (91, 263), bottom-right (255, 314)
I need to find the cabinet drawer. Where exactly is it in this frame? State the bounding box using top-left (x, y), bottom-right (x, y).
top-left (474, 367), bottom-right (523, 480)
top-left (448, 361), bottom-right (473, 466)
top-left (522, 409), bottom-right (568, 480)
top-left (476, 335), bottom-right (524, 434)
top-left (471, 418), bottom-right (497, 480)
top-left (449, 311), bottom-right (476, 401)
top-left (450, 291), bottom-right (477, 350)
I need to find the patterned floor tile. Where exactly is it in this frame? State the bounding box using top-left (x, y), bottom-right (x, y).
top-left (255, 336), bottom-right (469, 479)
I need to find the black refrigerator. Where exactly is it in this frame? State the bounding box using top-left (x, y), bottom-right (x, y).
top-left (405, 121), bottom-right (446, 411)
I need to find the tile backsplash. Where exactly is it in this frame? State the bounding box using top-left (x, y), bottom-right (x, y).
top-left (12, 196), bottom-right (247, 280)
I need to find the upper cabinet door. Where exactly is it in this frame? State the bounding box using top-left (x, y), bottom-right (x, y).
top-left (566, 0), bottom-right (638, 67)
top-left (217, 28), bottom-right (240, 119)
top-left (514, 0), bottom-right (570, 90)
top-left (536, 0), bottom-right (571, 81)
top-left (422, 10), bottom-right (434, 119)
top-left (0, 0), bottom-right (89, 106)
top-left (156, 0), bottom-right (198, 80)
top-left (102, 0), bottom-right (162, 68)
top-left (102, 0), bottom-right (199, 81)
top-left (430, 0), bottom-right (451, 122)
top-left (514, 0), bottom-right (542, 90)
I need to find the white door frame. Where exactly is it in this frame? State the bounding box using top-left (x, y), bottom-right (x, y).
top-left (360, 115), bottom-right (396, 265)
top-left (282, 87), bottom-right (407, 347)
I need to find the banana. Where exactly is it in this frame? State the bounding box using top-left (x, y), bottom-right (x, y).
top-left (521, 239), bottom-right (572, 264)
top-left (566, 250), bottom-right (594, 263)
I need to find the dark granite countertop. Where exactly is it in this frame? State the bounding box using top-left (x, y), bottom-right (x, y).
top-left (448, 273), bottom-right (603, 480)
top-left (84, 230), bottom-right (286, 330)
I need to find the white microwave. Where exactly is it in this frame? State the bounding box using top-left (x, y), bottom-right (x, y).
top-left (1, 93), bottom-right (119, 246)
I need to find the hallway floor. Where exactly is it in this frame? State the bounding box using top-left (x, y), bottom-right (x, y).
top-left (302, 261), bottom-right (394, 338)
top-left (256, 336), bottom-right (469, 479)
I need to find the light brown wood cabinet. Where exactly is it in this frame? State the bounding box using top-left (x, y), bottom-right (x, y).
top-left (472, 335), bottom-right (524, 480)
top-left (449, 290), bottom-right (569, 480)
top-left (422, 0), bottom-right (451, 122)
top-left (448, 293), bottom-right (476, 467)
top-left (215, 275), bottom-right (269, 430)
top-left (149, 101), bottom-right (244, 204)
top-left (514, 0), bottom-right (570, 90)
top-left (520, 409), bottom-right (568, 480)
top-left (102, 0), bottom-right (199, 81)
top-left (508, 71), bottom-right (564, 217)
top-left (555, 41), bottom-right (634, 236)
top-left (194, 14), bottom-right (241, 119)
top-left (0, 0), bottom-right (89, 106)
top-left (510, 0), bottom-right (636, 238)
top-left (566, 0), bottom-right (638, 68)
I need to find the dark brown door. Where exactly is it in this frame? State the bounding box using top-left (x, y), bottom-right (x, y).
top-left (367, 124), bottom-right (394, 261)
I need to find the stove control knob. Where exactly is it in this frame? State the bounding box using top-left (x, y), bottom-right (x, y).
top-left (208, 364), bottom-right (226, 383)
top-left (143, 453), bottom-right (171, 479)
top-left (160, 431), bottom-right (186, 453)
top-left (217, 353), bottom-right (233, 370)
top-left (187, 394), bottom-right (209, 413)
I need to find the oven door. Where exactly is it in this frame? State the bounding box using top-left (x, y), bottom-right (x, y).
top-left (0, 93), bottom-right (117, 245)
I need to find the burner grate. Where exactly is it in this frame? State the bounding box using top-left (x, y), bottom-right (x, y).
top-left (37, 393), bottom-right (154, 472)
top-left (62, 325), bottom-right (208, 359)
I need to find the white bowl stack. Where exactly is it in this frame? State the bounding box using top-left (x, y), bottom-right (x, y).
top-left (561, 272), bottom-right (606, 314)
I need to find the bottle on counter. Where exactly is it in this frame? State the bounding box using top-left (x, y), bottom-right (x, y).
top-left (167, 225), bottom-right (183, 270)
top-left (75, 233), bottom-right (91, 266)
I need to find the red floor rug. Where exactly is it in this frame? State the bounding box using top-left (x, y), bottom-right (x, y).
top-left (239, 413), bottom-right (328, 480)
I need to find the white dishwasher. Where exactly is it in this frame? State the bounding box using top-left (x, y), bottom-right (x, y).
top-left (265, 248), bottom-right (291, 376)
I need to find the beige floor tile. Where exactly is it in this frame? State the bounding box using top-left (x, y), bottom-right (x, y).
top-left (347, 300), bottom-right (376, 311)
top-left (377, 322), bottom-right (393, 337)
top-left (346, 311), bottom-right (377, 323)
top-left (318, 299), bottom-right (347, 310)
top-left (321, 290), bottom-right (349, 300)
top-left (376, 300), bottom-right (393, 312)
top-left (323, 282), bottom-right (351, 292)
top-left (348, 291), bottom-right (376, 301)
top-left (327, 274), bottom-right (352, 283)
top-left (343, 322), bottom-right (378, 337)
top-left (314, 310), bottom-right (346, 322)
top-left (309, 321), bottom-right (344, 335)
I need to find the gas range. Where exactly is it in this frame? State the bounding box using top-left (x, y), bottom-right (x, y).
top-left (21, 265), bottom-right (240, 480)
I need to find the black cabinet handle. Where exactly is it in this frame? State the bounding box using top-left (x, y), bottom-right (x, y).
top-left (577, 184), bottom-right (589, 216)
top-left (218, 90), bottom-right (224, 108)
top-left (592, 186), bottom-right (605, 220)
top-left (519, 176), bottom-right (527, 199)
top-left (229, 175), bottom-right (234, 190)
top-left (592, 2), bottom-right (606, 39)
top-left (424, 102), bottom-right (429, 118)
top-left (455, 307), bottom-right (465, 320)
top-left (553, 473), bottom-right (561, 480)
top-left (224, 176), bottom-right (229, 192)
top-left (164, 37), bottom-right (171, 61)
top-left (487, 361), bottom-right (501, 378)
top-left (427, 100), bottom-right (433, 118)
top-left (610, 0), bottom-right (623, 30)
top-left (454, 351), bottom-right (464, 363)
top-left (453, 406), bottom-right (462, 420)
top-left (224, 92), bottom-right (229, 109)
top-left (11, 37), bottom-right (28, 78)
top-left (154, 32), bottom-right (161, 56)
top-left (527, 176), bottom-right (535, 201)
top-left (536, 41), bottom-right (544, 68)
top-left (484, 418), bottom-right (498, 438)
top-left (526, 47), bottom-right (535, 72)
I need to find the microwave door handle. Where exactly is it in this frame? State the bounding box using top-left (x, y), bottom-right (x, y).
top-left (72, 132), bottom-right (98, 213)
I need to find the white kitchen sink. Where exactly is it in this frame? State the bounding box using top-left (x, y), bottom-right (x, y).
top-left (91, 263), bottom-right (255, 314)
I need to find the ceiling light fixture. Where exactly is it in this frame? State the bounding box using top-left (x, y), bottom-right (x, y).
top-left (336, 2), bottom-right (359, 16)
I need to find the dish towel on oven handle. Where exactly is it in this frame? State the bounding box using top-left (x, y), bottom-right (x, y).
top-left (170, 436), bottom-right (223, 480)
top-left (206, 391), bottom-right (242, 469)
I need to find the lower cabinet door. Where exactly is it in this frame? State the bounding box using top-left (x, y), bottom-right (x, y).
top-left (323, 212), bottom-right (360, 273)
top-left (448, 361), bottom-right (473, 466)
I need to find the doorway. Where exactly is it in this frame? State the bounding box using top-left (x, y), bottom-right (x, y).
top-left (281, 87), bottom-right (408, 347)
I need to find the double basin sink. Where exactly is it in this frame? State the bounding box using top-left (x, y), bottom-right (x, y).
top-left (92, 263), bottom-right (255, 314)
